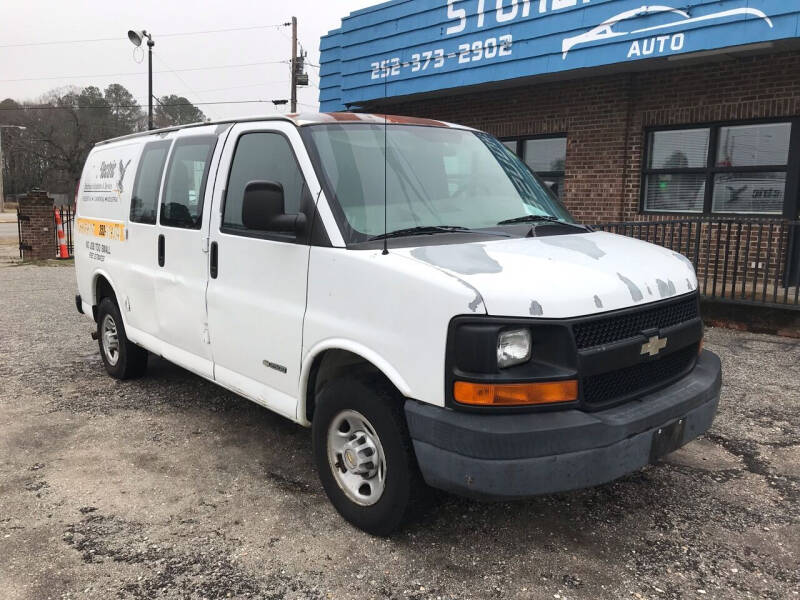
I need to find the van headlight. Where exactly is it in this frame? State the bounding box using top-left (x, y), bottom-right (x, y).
top-left (497, 328), bottom-right (532, 369)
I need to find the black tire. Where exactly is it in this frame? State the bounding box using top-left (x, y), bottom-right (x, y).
top-left (96, 297), bottom-right (148, 380)
top-left (312, 373), bottom-right (427, 536)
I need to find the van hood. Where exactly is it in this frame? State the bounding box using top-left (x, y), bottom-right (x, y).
top-left (399, 231), bottom-right (698, 318)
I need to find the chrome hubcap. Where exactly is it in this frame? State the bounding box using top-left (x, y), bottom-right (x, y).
top-left (101, 314), bottom-right (120, 366)
top-left (327, 410), bottom-right (386, 506)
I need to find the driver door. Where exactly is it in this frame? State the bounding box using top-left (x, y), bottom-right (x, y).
top-left (206, 122), bottom-right (314, 419)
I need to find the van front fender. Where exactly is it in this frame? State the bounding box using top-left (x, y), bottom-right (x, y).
top-left (298, 339), bottom-right (414, 426)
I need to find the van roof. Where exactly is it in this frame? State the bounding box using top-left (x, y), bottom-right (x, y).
top-left (95, 112), bottom-right (468, 146)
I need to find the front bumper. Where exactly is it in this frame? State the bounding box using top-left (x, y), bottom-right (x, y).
top-left (405, 350), bottom-right (721, 500)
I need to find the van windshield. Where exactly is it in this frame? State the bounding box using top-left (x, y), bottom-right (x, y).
top-left (306, 124), bottom-right (575, 243)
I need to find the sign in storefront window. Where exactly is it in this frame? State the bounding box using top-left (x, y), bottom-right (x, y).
top-left (643, 122), bottom-right (793, 215)
top-left (503, 136), bottom-right (567, 200)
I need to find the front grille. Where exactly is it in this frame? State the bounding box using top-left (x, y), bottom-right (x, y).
top-left (573, 295), bottom-right (699, 350)
top-left (582, 344), bottom-right (698, 406)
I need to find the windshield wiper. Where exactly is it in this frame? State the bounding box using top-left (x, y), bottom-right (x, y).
top-left (497, 215), bottom-right (591, 231)
top-left (368, 225), bottom-right (475, 241)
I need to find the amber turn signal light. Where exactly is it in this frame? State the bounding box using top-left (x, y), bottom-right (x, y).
top-left (454, 380), bottom-right (579, 407)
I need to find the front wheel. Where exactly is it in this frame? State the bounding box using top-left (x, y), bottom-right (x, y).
top-left (312, 374), bottom-right (426, 536)
top-left (96, 297), bottom-right (148, 380)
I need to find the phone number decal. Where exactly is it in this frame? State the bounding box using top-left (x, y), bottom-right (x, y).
top-left (77, 218), bottom-right (126, 242)
top-left (371, 34), bottom-right (513, 80)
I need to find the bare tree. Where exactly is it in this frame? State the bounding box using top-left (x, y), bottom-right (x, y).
top-left (0, 84), bottom-right (146, 198)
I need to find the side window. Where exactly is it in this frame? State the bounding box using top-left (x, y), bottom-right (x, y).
top-left (160, 136), bottom-right (217, 229)
top-left (522, 137), bottom-right (567, 201)
top-left (130, 141), bottom-right (170, 224)
top-left (500, 136), bottom-right (568, 200)
top-left (223, 132), bottom-right (305, 233)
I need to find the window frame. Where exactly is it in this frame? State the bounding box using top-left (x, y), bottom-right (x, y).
top-left (641, 118), bottom-right (800, 218)
top-left (501, 133), bottom-right (568, 197)
top-left (159, 135), bottom-right (219, 230)
top-left (129, 139), bottom-right (172, 225)
top-left (219, 129), bottom-right (311, 245)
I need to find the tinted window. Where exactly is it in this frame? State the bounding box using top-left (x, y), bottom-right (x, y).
top-left (716, 123), bottom-right (791, 167)
top-left (223, 133), bottom-right (305, 231)
top-left (130, 141), bottom-right (170, 224)
top-left (160, 137), bottom-right (217, 229)
top-left (648, 129), bottom-right (710, 169)
top-left (523, 137), bottom-right (567, 173)
top-left (645, 174), bottom-right (706, 213)
top-left (502, 140), bottom-right (518, 153)
top-left (643, 122), bottom-right (791, 215)
top-left (712, 172), bottom-right (786, 214)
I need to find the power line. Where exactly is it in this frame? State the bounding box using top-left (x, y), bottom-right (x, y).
top-left (153, 54), bottom-right (217, 120)
top-left (0, 99), bottom-right (311, 111)
top-left (0, 23), bottom-right (289, 49)
top-left (0, 60), bottom-right (290, 83)
top-left (195, 81), bottom-right (290, 94)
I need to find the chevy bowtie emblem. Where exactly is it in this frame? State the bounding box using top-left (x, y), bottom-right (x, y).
top-left (641, 335), bottom-right (668, 357)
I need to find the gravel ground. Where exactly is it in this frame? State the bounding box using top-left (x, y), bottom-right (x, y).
top-left (0, 221), bottom-right (19, 265)
top-left (0, 264), bottom-right (798, 600)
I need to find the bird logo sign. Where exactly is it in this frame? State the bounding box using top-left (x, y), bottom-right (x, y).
top-left (116, 159), bottom-right (132, 195)
top-left (562, 5), bottom-right (774, 60)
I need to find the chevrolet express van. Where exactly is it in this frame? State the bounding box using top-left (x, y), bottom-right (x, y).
top-left (74, 113), bottom-right (721, 535)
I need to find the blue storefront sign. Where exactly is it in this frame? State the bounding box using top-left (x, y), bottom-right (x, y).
top-left (319, 0), bottom-right (800, 112)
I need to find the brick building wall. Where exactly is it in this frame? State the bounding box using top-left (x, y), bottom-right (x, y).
top-left (18, 191), bottom-right (54, 261)
top-left (378, 50), bottom-right (800, 225)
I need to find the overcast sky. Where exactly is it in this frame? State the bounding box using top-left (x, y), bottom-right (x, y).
top-left (0, 0), bottom-right (376, 120)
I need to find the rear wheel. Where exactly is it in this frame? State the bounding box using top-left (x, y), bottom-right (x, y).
top-left (312, 373), bottom-right (426, 536)
top-left (96, 297), bottom-right (148, 379)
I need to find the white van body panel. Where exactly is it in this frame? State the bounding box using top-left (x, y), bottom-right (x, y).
top-left (205, 121), bottom-right (317, 419)
top-left (301, 246), bottom-right (488, 417)
top-left (150, 124), bottom-right (230, 380)
top-left (398, 232), bottom-right (698, 319)
top-left (121, 138), bottom-right (167, 339)
top-left (74, 141), bottom-right (141, 314)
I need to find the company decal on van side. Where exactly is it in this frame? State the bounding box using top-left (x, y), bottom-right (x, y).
top-left (77, 218), bottom-right (126, 242)
top-left (81, 159), bottom-right (133, 204)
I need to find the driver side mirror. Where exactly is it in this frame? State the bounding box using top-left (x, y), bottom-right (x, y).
top-left (241, 180), bottom-right (306, 237)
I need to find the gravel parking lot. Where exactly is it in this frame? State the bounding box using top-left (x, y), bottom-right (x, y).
top-left (0, 220), bottom-right (19, 265)
top-left (0, 263), bottom-right (798, 600)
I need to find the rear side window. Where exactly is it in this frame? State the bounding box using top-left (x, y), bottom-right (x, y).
top-left (223, 132), bottom-right (305, 232)
top-left (130, 141), bottom-right (170, 224)
top-left (160, 136), bottom-right (217, 229)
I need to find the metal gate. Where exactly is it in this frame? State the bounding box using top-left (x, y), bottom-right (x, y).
top-left (594, 218), bottom-right (800, 310)
top-left (54, 205), bottom-right (75, 257)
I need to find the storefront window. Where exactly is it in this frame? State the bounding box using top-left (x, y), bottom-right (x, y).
top-left (502, 136), bottom-right (567, 200)
top-left (643, 122), bottom-right (793, 215)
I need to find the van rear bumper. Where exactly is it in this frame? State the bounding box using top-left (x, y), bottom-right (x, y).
top-left (405, 351), bottom-right (721, 500)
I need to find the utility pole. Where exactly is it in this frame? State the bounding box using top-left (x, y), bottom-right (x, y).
top-left (290, 16), bottom-right (298, 113)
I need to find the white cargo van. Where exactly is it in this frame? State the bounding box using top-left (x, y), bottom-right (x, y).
top-left (75, 113), bottom-right (721, 535)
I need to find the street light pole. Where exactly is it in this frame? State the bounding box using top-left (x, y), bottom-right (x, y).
top-left (290, 16), bottom-right (298, 113)
top-left (0, 125), bottom-right (26, 213)
top-left (147, 36), bottom-right (155, 130)
top-left (127, 30), bottom-right (155, 130)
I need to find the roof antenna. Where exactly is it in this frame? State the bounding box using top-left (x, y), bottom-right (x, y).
top-left (381, 61), bottom-right (390, 256)
top-left (382, 109), bottom-right (389, 256)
